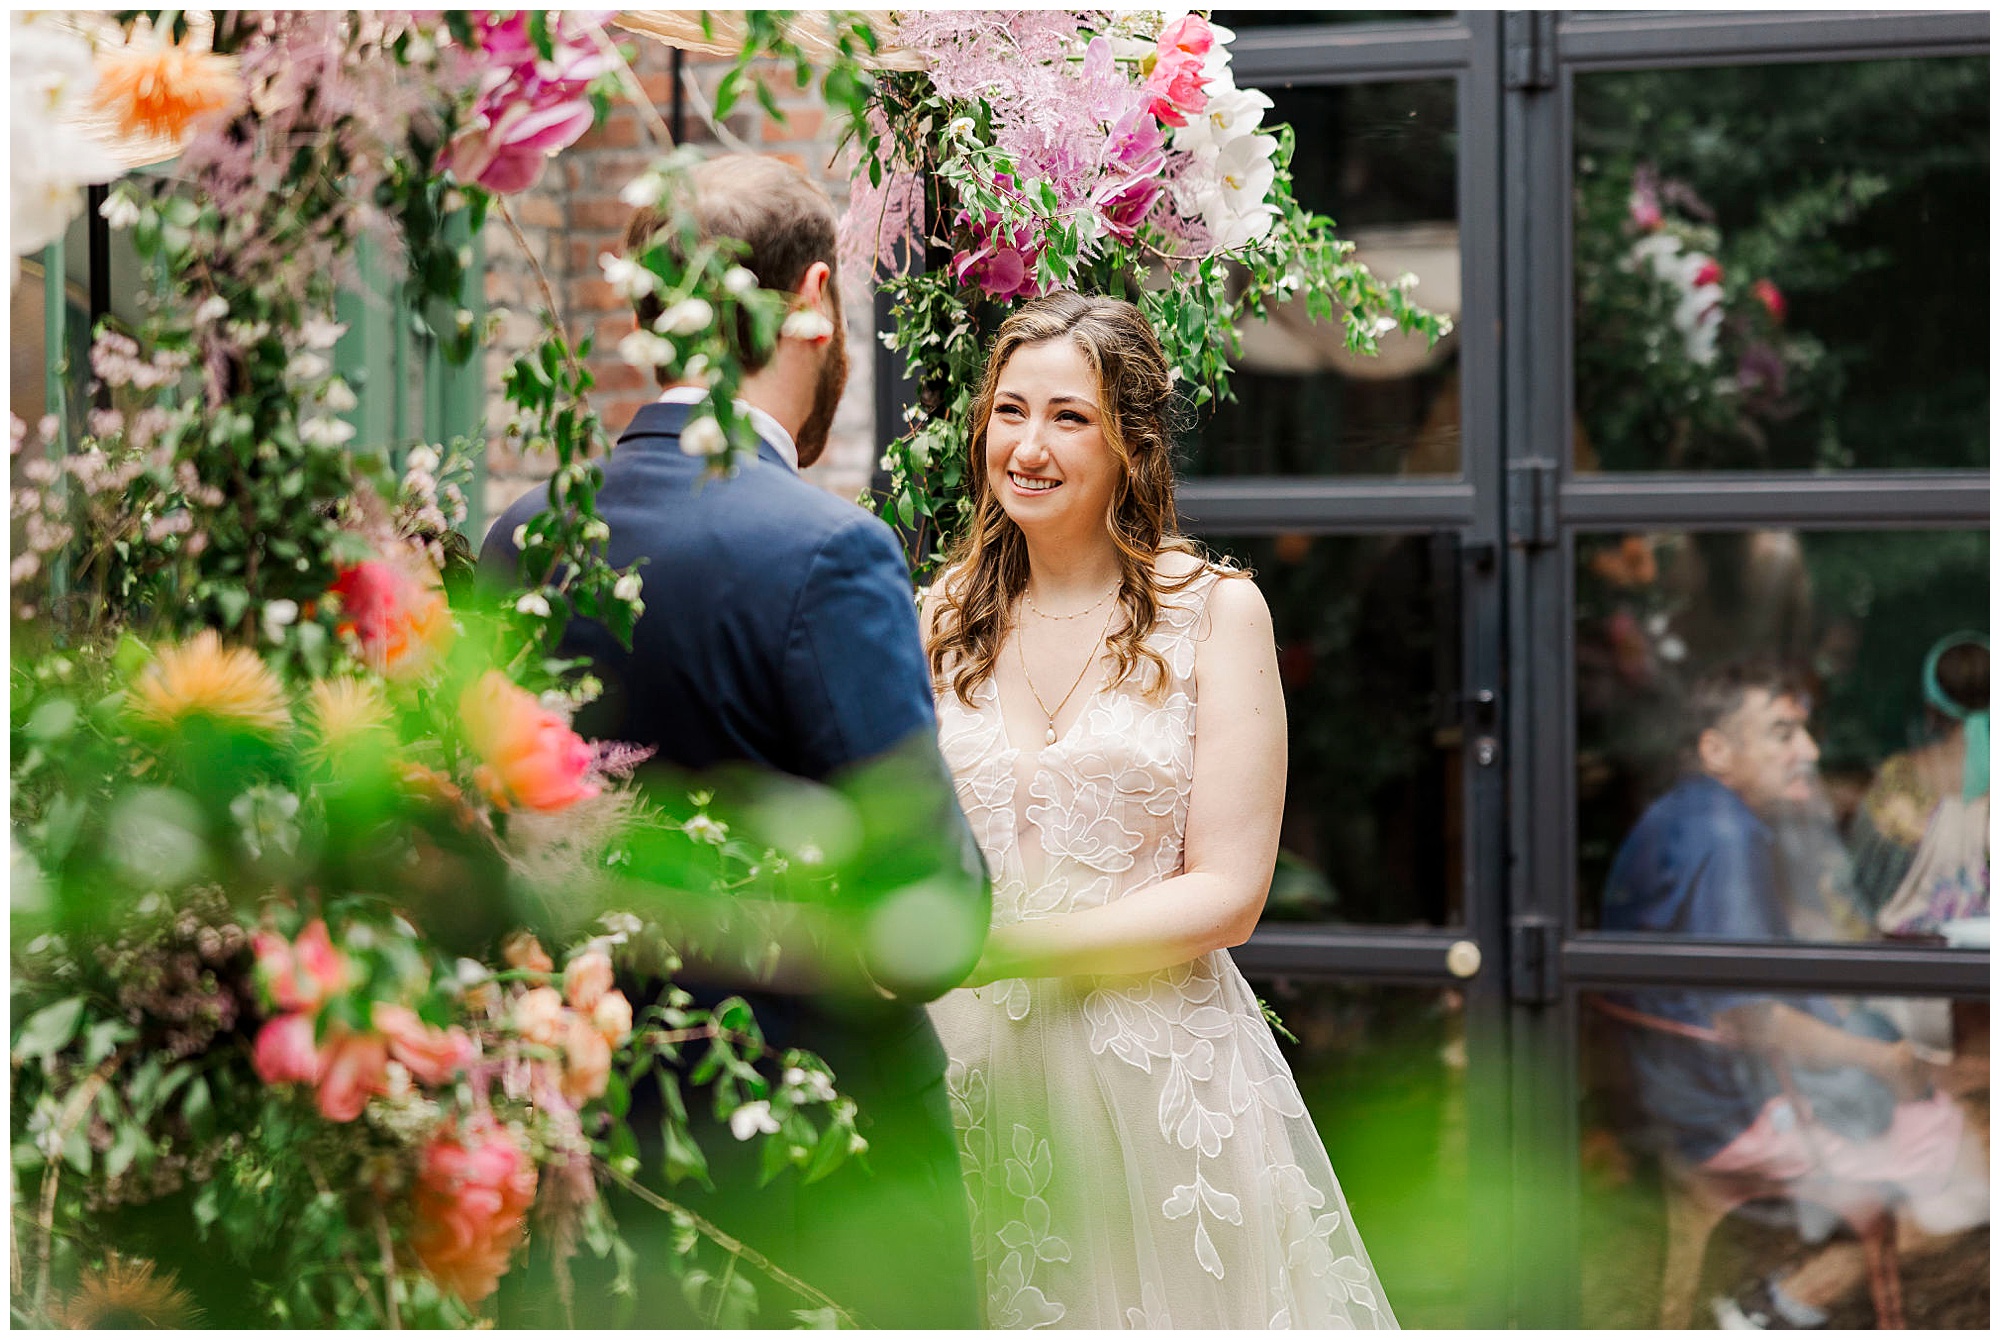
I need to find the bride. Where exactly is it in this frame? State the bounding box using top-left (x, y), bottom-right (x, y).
top-left (920, 293), bottom-right (1395, 1329)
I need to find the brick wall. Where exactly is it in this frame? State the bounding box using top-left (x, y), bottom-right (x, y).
top-left (478, 42), bottom-right (877, 535)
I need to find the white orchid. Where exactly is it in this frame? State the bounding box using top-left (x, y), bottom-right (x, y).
top-left (1197, 133), bottom-right (1280, 250)
top-left (10, 14), bottom-right (122, 265)
top-left (679, 414), bottom-right (727, 458)
top-left (617, 328), bottom-right (675, 373)
top-left (599, 251), bottom-right (659, 301)
top-left (654, 297), bottom-right (714, 336)
top-left (1172, 84), bottom-right (1273, 161)
top-left (780, 308), bottom-right (835, 342)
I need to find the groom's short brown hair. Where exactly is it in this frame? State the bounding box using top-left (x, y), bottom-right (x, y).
top-left (622, 153), bottom-right (841, 383)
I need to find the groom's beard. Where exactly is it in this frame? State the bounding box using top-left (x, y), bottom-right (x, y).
top-left (793, 307), bottom-right (850, 470)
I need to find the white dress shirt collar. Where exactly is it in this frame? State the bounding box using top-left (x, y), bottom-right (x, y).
top-left (655, 386), bottom-right (798, 473)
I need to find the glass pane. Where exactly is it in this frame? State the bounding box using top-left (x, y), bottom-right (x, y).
top-left (1213, 10), bottom-right (1458, 27)
top-left (1576, 529), bottom-right (1990, 943)
top-left (1206, 533), bottom-right (1462, 927)
top-left (1580, 988), bottom-right (1990, 1328)
top-left (1188, 79), bottom-right (1461, 477)
top-left (1573, 57), bottom-right (1988, 471)
top-left (1249, 978), bottom-right (1473, 1328)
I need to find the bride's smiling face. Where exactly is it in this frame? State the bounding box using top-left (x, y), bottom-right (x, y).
top-left (984, 338), bottom-right (1116, 533)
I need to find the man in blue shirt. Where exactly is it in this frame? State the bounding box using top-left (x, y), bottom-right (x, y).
top-left (1603, 663), bottom-right (1985, 1327)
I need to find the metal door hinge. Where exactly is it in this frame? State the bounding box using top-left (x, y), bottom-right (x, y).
top-left (1509, 913), bottom-right (1560, 1006)
top-left (1503, 12), bottom-right (1558, 92)
top-left (1507, 458), bottom-right (1559, 551)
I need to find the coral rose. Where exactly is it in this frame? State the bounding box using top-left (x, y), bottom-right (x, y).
top-left (562, 950), bottom-right (613, 1011)
top-left (251, 1013), bottom-right (318, 1085)
top-left (560, 1012), bottom-right (612, 1105)
top-left (373, 1003), bottom-right (475, 1088)
top-left (1752, 277), bottom-right (1787, 324)
top-left (315, 1028), bottom-right (391, 1122)
top-left (459, 671), bottom-right (600, 812)
top-left (502, 931), bottom-right (554, 975)
top-left (591, 990), bottom-right (633, 1047)
top-left (328, 558), bottom-right (453, 680)
top-left (409, 1118), bottom-right (539, 1304)
top-left (254, 919), bottom-right (348, 1013)
top-left (511, 986), bottom-right (565, 1047)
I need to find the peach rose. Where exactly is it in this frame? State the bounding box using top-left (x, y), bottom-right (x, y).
top-left (409, 1117), bottom-right (539, 1304)
top-left (591, 990), bottom-right (633, 1047)
top-left (560, 1012), bottom-right (612, 1105)
top-left (315, 1027), bottom-right (391, 1122)
top-left (562, 950), bottom-right (613, 1011)
top-left (374, 1003), bottom-right (476, 1088)
top-left (252, 1012), bottom-right (318, 1085)
top-left (501, 930), bottom-right (554, 975)
top-left (511, 986), bottom-right (565, 1047)
top-left (459, 671), bottom-right (600, 813)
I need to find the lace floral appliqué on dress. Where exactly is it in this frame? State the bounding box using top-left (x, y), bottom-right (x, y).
top-left (928, 568), bottom-right (1396, 1329)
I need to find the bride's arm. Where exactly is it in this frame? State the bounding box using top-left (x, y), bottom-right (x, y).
top-left (963, 575), bottom-right (1286, 985)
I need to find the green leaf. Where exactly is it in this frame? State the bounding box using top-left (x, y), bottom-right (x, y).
top-left (14, 997), bottom-right (86, 1062)
top-left (24, 697), bottom-right (79, 744)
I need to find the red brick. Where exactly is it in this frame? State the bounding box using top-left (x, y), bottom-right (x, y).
top-left (763, 106), bottom-right (824, 143)
top-left (593, 360), bottom-right (648, 393)
top-left (510, 193), bottom-right (563, 229)
top-left (569, 197), bottom-right (633, 231)
top-left (595, 313), bottom-right (638, 348)
top-left (639, 69), bottom-right (671, 104)
top-left (570, 234), bottom-right (627, 274)
top-left (571, 278), bottom-right (623, 313)
top-left (590, 151), bottom-right (658, 190)
top-left (768, 151), bottom-right (807, 172)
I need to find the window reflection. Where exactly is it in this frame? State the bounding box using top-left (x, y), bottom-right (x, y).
top-left (1577, 530), bottom-right (1990, 944)
top-left (1206, 533), bottom-right (1460, 927)
top-left (1250, 978), bottom-right (1471, 1329)
top-left (1573, 57), bottom-right (1988, 471)
top-left (1189, 80), bottom-right (1461, 477)
top-left (1581, 988), bottom-right (1990, 1328)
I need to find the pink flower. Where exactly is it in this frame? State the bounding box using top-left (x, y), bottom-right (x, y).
top-left (441, 12), bottom-right (611, 196)
top-left (1145, 49), bottom-right (1208, 128)
top-left (327, 556), bottom-right (453, 680)
top-left (561, 1012), bottom-right (612, 1105)
top-left (1629, 186), bottom-right (1663, 232)
top-left (460, 671), bottom-right (601, 813)
top-left (1692, 258), bottom-right (1723, 288)
top-left (563, 951), bottom-right (613, 1012)
top-left (315, 1027), bottom-right (391, 1122)
top-left (1752, 277), bottom-right (1786, 324)
top-left (252, 1013), bottom-right (319, 1085)
top-left (254, 920), bottom-right (349, 1013)
top-left (592, 990), bottom-right (633, 1046)
top-left (1158, 14), bottom-right (1216, 60)
top-left (512, 986), bottom-right (565, 1047)
top-left (374, 1003), bottom-right (476, 1088)
top-left (502, 930), bottom-right (554, 975)
top-left (410, 1117), bottom-right (539, 1304)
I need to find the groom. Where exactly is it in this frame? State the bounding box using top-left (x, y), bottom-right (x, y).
top-left (479, 154), bottom-right (986, 1328)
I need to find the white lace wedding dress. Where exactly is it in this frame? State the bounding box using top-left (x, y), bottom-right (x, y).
top-left (927, 567), bottom-right (1395, 1329)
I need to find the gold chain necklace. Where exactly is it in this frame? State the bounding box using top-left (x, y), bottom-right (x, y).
top-left (1016, 599), bottom-right (1120, 747)
top-left (1022, 582), bottom-right (1118, 621)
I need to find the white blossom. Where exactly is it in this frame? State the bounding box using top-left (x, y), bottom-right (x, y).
top-left (1197, 133), bottom-right (1280, 250)
top-left (781, 308), bottom-right (835, 342)
top-left (300, 317), bottom-right (347, 350)
top-left (617, 328), bottom-right (675, 372)
top-left (619, 170), bottom-right (668, 209)
top-left (783, 1067), bottom-right (837, 1103)
top-left (286, 351), bottom-right (331, 382)
top-left (98, 192), bottom-right (141, 230)
top-left (322, 379), bottom-right (358, 413)
top-left (613, 572), bottom-right (643, 603)
top-left (515, 591), bottom-right (552, 617)
top-left (1172, 84), bottom-right (1273, 162)
top-left (581, 517), bottom-right (610, 544)
top-left (728, 1100), bottom-right (781, 1141)
top-left (10, 15), bottom-right (122, 263)
top-left (194, 295), bottom-right (230, 324)
top-left (261, 599), bottom-right (299, 643)
top-left (679, 415), bottom-right (727, 458)
top-left (722, 266), bottom-right (758, 296)
top-left (682, 813), bottom-right (727, 845)
top-left (299, 416), bottom-right (356, 448)
top-left (405, 444), bottom-right (440, 476)
top-left (599, 251), bottom-right (659, 301)
top-left (654, 298), bottom-right (714, 336)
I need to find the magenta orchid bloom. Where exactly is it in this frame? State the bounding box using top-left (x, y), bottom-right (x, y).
top-left (443, 11), bottom-right (614, 195)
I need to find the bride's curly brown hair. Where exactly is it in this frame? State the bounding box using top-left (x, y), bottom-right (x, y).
top-left (927, 293), bottom-right (1233, 706)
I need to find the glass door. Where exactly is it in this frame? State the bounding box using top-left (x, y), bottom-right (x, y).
top-left (1503, 9), bottom-right (1991, 1327)
top-left (1190, 12), bottom-right (1513, 1327)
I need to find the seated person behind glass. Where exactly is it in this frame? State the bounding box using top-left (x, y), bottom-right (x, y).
top-left (1602, 663), bottom-right (1987, 1321)
top-left (1851, 632), bottom-right (1989, 936)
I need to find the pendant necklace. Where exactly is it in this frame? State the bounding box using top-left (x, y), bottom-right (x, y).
top-left (1017, 591), bottom-right (1121, 746)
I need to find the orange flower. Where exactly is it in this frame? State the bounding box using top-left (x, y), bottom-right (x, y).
top-left (129, 629), bottom-right (290, 735)
top-left (305, 677), bottom-right (392, 759)
top-left (409, 1117), bottom-right (538, 1304)
top-left (92, 32), bottom-right (241, 143)
top-left (458, 671), bottom-right (600, 812)
top-left (328, 558), bottom-right (454, 680)
top-left (1588, 535), bottom-right (1658, 589)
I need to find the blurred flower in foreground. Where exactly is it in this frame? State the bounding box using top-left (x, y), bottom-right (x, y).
top-left (328, 555), bottom-right (454, 680)
top-left (130, 629), bottom-right (290, 735)
top-left (459, 671), bottom-right (600, 813)
top-left (304, 677), bottom-right (393, 761)
top-left (92, 27), bottom-right (242, 142)
top-left (409, 1117), bottom-right (538, 1304)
